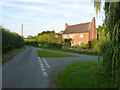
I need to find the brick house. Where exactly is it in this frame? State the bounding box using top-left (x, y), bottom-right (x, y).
top-left (62, 17), bottom-right (97, 46)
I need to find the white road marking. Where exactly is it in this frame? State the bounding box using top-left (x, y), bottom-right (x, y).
top-left (39, 60), bottom-right (42, 62)
top-left (41, 68), bottom-right (46, 72)
top-left (42, 58), bottom-right (50, 68)
top-left (38, 57), bottom-right (49, 78)
top-left (43, 72), bottom-right (48, 77)
top-left (41, 65), bottom-right (44, 68)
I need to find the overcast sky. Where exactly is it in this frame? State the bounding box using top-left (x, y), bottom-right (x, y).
top-left (0, 0), bottom-right (104, 37)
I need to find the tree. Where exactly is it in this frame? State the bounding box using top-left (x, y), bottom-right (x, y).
top-left (27, 35), bottom-right (34, 39)
top-left (64, 38), bottom-right (72, 46)
top-left (38, 30), bottom-right (55, 36)
top-left (94, 1), bottom-right (120, 87)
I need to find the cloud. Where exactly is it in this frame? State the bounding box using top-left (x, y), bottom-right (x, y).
top-left (0, 0), bottom-right (91, 3)
top-left (0, 1), bottom-right (94, 19)
top-left (0, 0), bottom-right (93, 10)
top-left (0, 2), bottom-right (62, 14)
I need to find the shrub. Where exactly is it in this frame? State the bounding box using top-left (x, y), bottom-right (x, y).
top-left (80, 43), bottom-right (90, 48)
top-left (73, 43), bottom-right (90, 48)
top-left (63, 38), bottom-right (72, 46)
top-left (89, 38), bottom-right (99, 52)
top-left (2, 28), bottom-right (25, 53)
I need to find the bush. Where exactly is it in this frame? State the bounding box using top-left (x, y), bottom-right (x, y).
top-left (2, 28), bottom-right (25, 53)
top-left (63, 38), bottom-right (72, 46)
top-left (80, 43), bottom-right (90, 48)
top-left (73, 43), bottom-right (90, 48)
top-left (89, 38), bottom-right (99, 51)
top-left (47, 43), bottom-right (63, 49)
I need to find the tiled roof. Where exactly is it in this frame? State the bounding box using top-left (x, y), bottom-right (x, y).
top-left (63, 22), bottom-right (91, 34)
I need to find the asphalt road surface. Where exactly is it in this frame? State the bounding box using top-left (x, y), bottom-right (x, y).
top-left (2, 46), bottom-right (98, 88)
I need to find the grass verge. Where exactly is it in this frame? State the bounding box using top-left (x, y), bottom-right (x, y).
top-left (55, 60), bottom-right (115, 88)
top-left (37, 50), bottom-right (79, 57)
top-left (28, 45), bottom-right (98, 56)
top-left (2, 47), bottom-right (25, 65)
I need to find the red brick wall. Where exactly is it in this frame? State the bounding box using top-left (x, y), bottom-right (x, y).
top-left (62, 32), bottom-right (89, 45)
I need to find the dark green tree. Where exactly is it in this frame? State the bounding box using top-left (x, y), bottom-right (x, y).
top-left (94, 1), bottom-right (120, 87)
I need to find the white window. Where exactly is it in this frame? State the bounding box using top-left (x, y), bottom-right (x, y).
top-left (64, 36), bottom-right (67, 38)
top-left (70, 35), bottom-right (73, 38)
top-left (80, 35), bottom-right (84, 38)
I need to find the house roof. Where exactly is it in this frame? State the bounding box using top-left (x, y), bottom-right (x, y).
top-left (63, 22), bottom-right (91, 34)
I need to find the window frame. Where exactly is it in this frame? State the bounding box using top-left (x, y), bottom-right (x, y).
top-left (80, 34), bottom-right (84, 38)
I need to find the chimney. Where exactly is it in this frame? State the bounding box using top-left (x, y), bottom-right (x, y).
top-left (92, 17), bottom-right (96, 28)
top-left (65, 23), bottom-right (68, 29)
top-left (90, 17), bottom-right (97, 40)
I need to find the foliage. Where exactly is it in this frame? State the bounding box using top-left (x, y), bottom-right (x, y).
top-left (73, 43), bottom-right (90, 48)
top-left (26, 30), bottom-right (63, 49)
top-left (64, 38), bottom-right (72, 42)
top-left (2, 28), bottom-right (25, 53)
top-left (37, 30), bottom-right (55, 36)
top-left (94, 1), bottom-right (120, 87)
top-left (80, 43), bottom-right (90, 48)
top-left (94, 0), bottom-right (101, 15)
top-left (36, 33), bottom-right (56, 43)
top-left (63, 38), bottom-right (72, 46)
top-left (72, 44), bottom-right (81, 48)
top-left (26, 35), bottom-right (34, 39)
top-left (89, 38), bottom-right (99, 52)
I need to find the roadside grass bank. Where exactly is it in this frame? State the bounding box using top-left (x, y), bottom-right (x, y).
top-left (28, 45), bottom-right (98, 56)
top-left (37, 50), bottom-right (79, 57)
top-left (55, 60), bottom-right (115, 88)
top-left (2, 47), bottom-right (25, 65)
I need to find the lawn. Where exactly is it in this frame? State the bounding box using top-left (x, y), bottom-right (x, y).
top-left (28, 45), bottom-right (98, 56)
top-left (37, 50), bottom-right (79, 57)
top-left (55, 60), bottom-right (115, 88)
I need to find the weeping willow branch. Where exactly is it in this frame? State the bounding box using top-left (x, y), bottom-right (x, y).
top-left (94, 1), bottom-right (120, 87)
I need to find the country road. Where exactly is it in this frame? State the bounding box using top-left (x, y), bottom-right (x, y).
top-left (2, 46), bottom-right (98, 88)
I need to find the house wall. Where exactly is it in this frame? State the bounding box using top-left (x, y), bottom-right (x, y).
top-left (62, 32), bottom-right (89, 45)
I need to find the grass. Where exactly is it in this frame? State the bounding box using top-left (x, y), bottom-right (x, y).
top-left (2, 47), bottom-right (25, 65)
top-left (55, 60), bottom-right (115, 88)
top-left (28, 45), bottom-right (98, 56)
top-left (37, 50), bottom-right (79, 57)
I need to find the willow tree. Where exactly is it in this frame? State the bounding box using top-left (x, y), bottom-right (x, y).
top-left (94, 0), bottom-right (120, 87)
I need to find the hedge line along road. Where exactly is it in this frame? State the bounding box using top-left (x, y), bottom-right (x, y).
top-left (2, 46), bottom-right (98, 88)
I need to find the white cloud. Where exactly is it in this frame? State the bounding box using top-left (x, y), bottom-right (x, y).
top-left (0, 1), bottom-right (95, 18)
top-left (0, 0), bottom-right (93, 10)
top-left (0, 0), bottom-right (92, 3)
top-left (0, 2), bottom-right (63, 14)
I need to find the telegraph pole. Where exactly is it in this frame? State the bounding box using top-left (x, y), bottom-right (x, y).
top-left (21, 24), bottom-right (23, 36)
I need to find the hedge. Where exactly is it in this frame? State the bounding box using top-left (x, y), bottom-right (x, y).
top-left (2, 28), bottom-right (25, 53)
